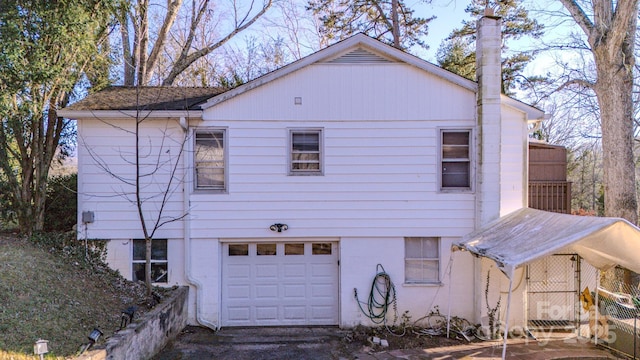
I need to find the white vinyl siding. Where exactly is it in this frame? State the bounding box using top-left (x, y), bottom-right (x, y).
top-left (404, 237), bottom-right (439, 283)
top-left (290, 129), bottom-right (323, 175)
top-left (441, 130), bottom-right (471, 190)
top-left (191, 62), bottom-right (480, 239)
top-left (77, 118), bottom-right (185, 240)
top-left (195, 129), bottom-right (226, 190)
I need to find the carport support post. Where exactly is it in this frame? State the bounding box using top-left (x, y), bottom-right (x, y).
top-left (501, 270), bottom-right (514, 360)
top-left (446, 255), bottom-right (453, 338)
top-left (595, 269), bottom-right (600, 345)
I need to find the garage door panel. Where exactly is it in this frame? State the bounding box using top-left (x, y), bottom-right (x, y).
top-left (256, 264), bottom-right (278, 278)
top-left (312, 306), bottom-right (336, 319)
top-left (227, 285), bottom-right (251, 299)
top-left (255, 284), bottom-right (278, 299)
top-left (283, 263), bottom-right (306, 277)
top-left (227, 307), bottom-right (251, 322)
top-left (256, 306), bottom-right (278, 320)
top-left (284, 306), bottom-right (306, 320)
top-left (311, 263), bottom-right (335, 276)
top-left (222, 241), bottom-right (339, 326)
top-left (227, 264), bottom-right (251, 278)
top-left (283, 284), bottom-right (306, 298)
top-left (312, 284), bottom-right (334, 298)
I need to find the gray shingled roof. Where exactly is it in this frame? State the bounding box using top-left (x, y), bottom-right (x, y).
top-left (65, 86), bottom-right (225, 111)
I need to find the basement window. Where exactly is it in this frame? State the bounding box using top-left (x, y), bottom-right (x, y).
top-left (132, 239), bottom-right (168, 283)
top-left (405, 237), bottom-right (440, 284)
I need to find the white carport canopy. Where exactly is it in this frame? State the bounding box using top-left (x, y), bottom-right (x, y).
top-left (450, 207), bottom-right (640, 359)
top-left (452, 207), bottom-right (640, 277)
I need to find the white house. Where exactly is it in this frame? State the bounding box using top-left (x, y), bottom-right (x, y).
top-left (60, 15), bottom-right (546, 330)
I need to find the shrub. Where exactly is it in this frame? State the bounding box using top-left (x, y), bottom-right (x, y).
top-left (44, 173), bottom-right (77, 232)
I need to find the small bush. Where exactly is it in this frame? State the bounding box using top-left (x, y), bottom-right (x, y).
top-left (29, 231), bottom-right (107, 268)
top-left (44, 173), bottom-right (77, 232)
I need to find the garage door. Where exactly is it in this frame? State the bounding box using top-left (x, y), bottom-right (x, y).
top-left (221, 241), bottom-right (339, 326)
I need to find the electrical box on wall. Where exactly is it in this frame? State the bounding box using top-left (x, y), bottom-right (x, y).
top-left (82, 211), bottom-right (95, 224)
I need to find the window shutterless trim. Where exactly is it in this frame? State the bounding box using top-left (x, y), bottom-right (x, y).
top-left (439, 128), bottom-right (473, 191)
top-left (193, 128), bottom-right (228, 192)
top-left (132, 239), bottom-right (169, 283)
top-left (404, 237), bottom-right (440, 284)
top-left (288, 128), bottom-right (324, 175)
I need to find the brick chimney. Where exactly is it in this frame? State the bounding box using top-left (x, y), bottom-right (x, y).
top-left (475, 11), bottom-right (503, 228)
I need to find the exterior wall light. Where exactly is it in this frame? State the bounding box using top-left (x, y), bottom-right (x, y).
top-left (269, 223), bottom-right (288, 232)
top-left (34, 339), bottom-right (48, 360)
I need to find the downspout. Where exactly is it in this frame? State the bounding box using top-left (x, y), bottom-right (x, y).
top-left (180, 116), bottom-right (218, 330)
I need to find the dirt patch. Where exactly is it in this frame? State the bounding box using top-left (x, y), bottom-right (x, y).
top-left (344, 325), bottom-right (470, 353)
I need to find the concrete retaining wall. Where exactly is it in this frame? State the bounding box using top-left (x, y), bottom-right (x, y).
top-left (77, 286), bottom-right (189, 360)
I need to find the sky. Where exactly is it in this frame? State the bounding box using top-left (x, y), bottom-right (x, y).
top-left (416, 0), bottom-right (471, 61)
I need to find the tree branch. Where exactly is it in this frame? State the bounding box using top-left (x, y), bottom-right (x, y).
top-left (558, 0), bottom-right (595, 41)
top-left (607, 0), bottom-right (638, 58)
top-left (162, 0), bottom-right (273, 85)
top-left (145, 0), bottom-right (183, 82)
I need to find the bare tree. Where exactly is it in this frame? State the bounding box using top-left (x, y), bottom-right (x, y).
top-left (81, 88), bottom-right (201, 294)
top-left (117, 0), bottom-right (273, 86)
top-left (556, 0), bottom-right (639, 223)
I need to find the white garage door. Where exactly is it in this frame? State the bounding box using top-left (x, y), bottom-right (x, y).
top-left (221, 241), bottom-right (339, 326)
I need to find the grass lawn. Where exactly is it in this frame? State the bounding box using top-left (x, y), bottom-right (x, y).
top-left (0, 233), bottom-right (161, 359)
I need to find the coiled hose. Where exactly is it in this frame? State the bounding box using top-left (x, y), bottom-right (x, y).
top-left (354, 264), bottom-right (398, 325)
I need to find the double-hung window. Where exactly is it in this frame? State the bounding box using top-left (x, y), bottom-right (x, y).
top-left (405, 237), bottom-right (440, 284)
top-left (290, 129), bottom-right (322, 174)
top-left (441, 130), bottom-right (471, 189)
top-left (132, 239), bottom-right (168, 283)
top-left (195, 129), bottom-right (226, 190)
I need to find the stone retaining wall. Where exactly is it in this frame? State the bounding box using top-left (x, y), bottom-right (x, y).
top-left (77, 286), bottom-right (188, 360)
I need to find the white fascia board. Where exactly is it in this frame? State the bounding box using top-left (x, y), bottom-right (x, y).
top-left (202, 33), bottom-right (477, 109)
top-left (501, 95), bottom-right (545, 121)
top-left (57, 109), bottom-right (203, 119)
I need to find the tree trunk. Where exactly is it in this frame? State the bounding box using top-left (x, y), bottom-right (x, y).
top-left (592, 38), bottom-right (637, 224)
top-left (391, 0), bottom-right (400, 49)
top-left (145, 236), bottom-right (152, 295)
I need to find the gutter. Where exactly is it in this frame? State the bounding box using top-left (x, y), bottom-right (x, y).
top-left (180, 116), bottom-right (218, 330)
top-left (57, 109), bottom-right (203, 119)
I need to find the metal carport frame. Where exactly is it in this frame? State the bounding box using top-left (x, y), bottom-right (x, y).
top-left (451, 208), bottom-right (640, 359)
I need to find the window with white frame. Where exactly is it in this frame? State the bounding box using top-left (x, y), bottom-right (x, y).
top-left (290, 129), bottom-right (322, 174)
top-left (132, 239), bottom-right (168, 283)
top-left (405, 237), bottom-right (439, 283)
top-left (195, 129), bottom-right (226, 190)
top-left (441, 130), bottom-right (471, 189)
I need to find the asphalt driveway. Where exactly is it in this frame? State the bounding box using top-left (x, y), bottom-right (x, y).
top-left (153, 326), bottom-right (619, 360)
top-left (152, 326), bottom-right (357, 360)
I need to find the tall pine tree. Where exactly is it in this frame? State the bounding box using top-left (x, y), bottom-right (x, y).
top-left (307, 0), bottom-right (434, 50)
top-left (437, 0), bottom-right (543, 95)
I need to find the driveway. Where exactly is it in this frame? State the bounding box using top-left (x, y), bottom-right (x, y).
top-left (152, 326), bottom-right (357, 360)
top-left (153, 326), bottom-right (619, 360)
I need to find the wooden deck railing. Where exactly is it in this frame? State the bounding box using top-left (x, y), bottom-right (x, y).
top-left (528, 181), bottom-right (572, 214)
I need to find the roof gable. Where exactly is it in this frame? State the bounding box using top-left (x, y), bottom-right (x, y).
top-left (202, 33), bottom-right (479, 109)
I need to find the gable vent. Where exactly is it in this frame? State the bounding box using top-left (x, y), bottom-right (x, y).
top-left (326, 48), bottom-right (393, 64)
